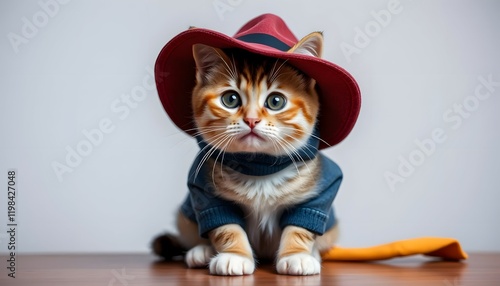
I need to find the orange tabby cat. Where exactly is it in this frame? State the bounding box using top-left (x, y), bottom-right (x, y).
top-left (153, 32), bottom-right (341, 276)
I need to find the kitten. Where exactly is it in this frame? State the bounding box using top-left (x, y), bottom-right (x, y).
top-left (153, 32), bottom-right (342, 276)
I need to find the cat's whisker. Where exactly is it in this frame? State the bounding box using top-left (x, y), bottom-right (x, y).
top-left (279, 126), bottom-right (331, 148)
top-left (260, 130), bottom-right (298, 169)
top-left (260, 131), bottom-right (286, 166)
top-left (214, 70), bottom-right (235, 82)
top-left (187, 125), bottom-right (232, 136)
top-left (268, 135), bottom-right (300, 174)
top-left (230, 54), bottom-right (238, 82)
top-left (282, 134), bottom-right (315, 175)
top-left (210, 137), bottom-right (228, 189)
top-left (270, 131), bottom-right (312, 173)
top-left (271, 70), bottom-right (301, 79)
top-left (278, 142), bottom-right (300, 174)
top-left (169, 126), bottom-right (232, 149)
top-left (269, 59), bottom-right (289, 83)
top-left (269, 140), bottom-right (289, 168)
top-left (165, 127), bottom-right (226, 150)
top-left (211, 135), bottom-right (236, 187)
top-left (275, 135), bottom-right (311, 175)
top-left (190, 126), bottom-right (227, 132)
top-left (168, 134), bottom-right (198, 149)
top-left (197, 62), bottom-right (234, 82)
top-left (219, 136), bottom-right (237, 181)
top-left (271, 58), bottom-right (279, 74)
top-left (193, 132), bottom-right (232, 179)
top-left (282, 133), bottom-right (315, 161)
top-left (159, 128), bottom-right (207, 149)
top-left (195, 125), bottom-right (245, 180)
top-left (267, 59), bottom-right (279, 84)
top-left (183, 125), bottom-right (228, 133)
top-left (192, 128), bottom-right (230, 137)
top-left (198, 132), bottom-right (230, 163)
top-left (200, 128), bottom-right (240, 182)
top-left (196, 137), bottom-right (228, 180)
top-left (268, 140), bottom-right (283, 167)
top-left (213, 48), bottom-right (238, 81)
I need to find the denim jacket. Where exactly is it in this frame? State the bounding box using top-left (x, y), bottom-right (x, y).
top-left (180, 150), bottom-right (343, 238)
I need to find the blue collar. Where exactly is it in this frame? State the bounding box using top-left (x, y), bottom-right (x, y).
top-left (195, 127), bottom-right (320, 176)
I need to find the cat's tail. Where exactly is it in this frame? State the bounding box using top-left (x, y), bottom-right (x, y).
top-left (151, 233), bottom-right (187, 260)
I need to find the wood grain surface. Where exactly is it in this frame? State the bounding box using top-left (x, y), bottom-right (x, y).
top-left (0, 253), bottom-right (499, 285)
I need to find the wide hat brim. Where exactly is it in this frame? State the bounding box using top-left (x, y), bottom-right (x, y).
top-left (155, 23), bottom-right (361, 149)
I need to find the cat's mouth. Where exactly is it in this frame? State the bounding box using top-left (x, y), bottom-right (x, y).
top-left (239, 131), bottom-right (265, 142)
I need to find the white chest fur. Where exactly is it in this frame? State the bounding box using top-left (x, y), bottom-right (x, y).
top-left (212, 158), bottom-right (320, 258)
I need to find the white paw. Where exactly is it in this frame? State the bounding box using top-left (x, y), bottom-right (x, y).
top-left (209, 253), bottom-right (255, 276)
top-left (276, 253), bottom-right (321, 275)
top-left (185, 245), bottom-right (214, 268)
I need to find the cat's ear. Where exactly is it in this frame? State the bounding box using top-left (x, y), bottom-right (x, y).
top-left (288, 32), bottom-right (323, 58)
top-left (192, 44), bottom-right (230, 83)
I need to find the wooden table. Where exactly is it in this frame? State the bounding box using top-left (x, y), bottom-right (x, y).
top-left (1, 253), bottom-right (499, 285)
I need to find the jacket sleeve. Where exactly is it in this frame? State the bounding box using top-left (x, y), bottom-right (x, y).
top-left (183, 156), bottom-right (246, 238)
top-left (279, 153), bottom-right (342, 235)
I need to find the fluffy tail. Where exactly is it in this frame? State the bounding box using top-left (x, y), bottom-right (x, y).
top-left (151, 233), bottom-right (187, 260)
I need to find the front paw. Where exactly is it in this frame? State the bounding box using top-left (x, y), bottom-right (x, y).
top-left (209, 253), bottom-right (255, 276)
top-left (276, 253), bottom-right (321, 275)
top-left (185, 245), bottom-right (215, 268)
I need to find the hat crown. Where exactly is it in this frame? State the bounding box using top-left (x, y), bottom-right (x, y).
top-left (233, 14), bottom-right (298, 49)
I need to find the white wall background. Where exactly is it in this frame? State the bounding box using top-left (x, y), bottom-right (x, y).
top-left (0, 0), bottom-right (499, 254)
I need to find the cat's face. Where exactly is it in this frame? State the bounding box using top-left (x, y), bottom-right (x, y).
top-left (191, 33), bottom-right (323, 155)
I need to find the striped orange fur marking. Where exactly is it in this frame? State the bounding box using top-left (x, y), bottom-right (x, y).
top-left (291, 97), bottom-right (315, 123)
top-left (193, 92), bottom-right (218, 117)
top-left (209, 225), bottom-right (253, 259)
top-left (278, 226), bottom-right (316, 258)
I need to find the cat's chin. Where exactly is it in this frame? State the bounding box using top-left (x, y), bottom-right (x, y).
top-left (223, 136), bottom-right (277, 155)
top-left (238, 132), bottom-right (265, 147)
top-left (233, 137), bottom-right (270, 154)
top-left (230, 146), bottom-right (280, 155)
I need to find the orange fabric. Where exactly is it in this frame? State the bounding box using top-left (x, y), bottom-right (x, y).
top-left (320, 237), bottom-right (468, 261)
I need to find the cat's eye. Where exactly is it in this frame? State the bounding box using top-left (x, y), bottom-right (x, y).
top-left (220, 91), bottom-right (241, 109)
top-left (265, 93), bottom-right (287, 111)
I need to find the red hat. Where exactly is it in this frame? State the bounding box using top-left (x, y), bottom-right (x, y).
top-left (155, 13), bottom-right (361, 149)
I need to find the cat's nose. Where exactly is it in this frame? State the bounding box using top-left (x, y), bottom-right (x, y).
top-left (244, 118), bottom-right (261, 129)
